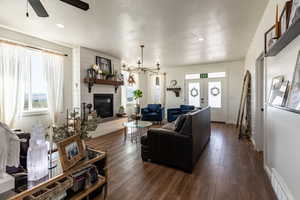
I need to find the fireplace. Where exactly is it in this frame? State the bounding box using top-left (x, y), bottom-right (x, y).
top-left (94, 94), bottom-right (113, 118)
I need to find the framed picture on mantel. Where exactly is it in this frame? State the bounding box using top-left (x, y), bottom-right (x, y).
top-left (96, 56), bottom-right (112, 74)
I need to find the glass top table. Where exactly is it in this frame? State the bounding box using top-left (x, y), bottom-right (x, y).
top-left (1, 148), bottom-right (104, 199)
top-left (123, 121), bottom-right (152, 143)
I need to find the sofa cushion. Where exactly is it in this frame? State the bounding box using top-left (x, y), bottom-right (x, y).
top-left (174, 114), bottom-right (187, 132)
top-left (179, 114), bottom-right (192, 136)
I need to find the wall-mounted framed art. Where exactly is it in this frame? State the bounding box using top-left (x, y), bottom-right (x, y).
top-left (264, 25), bottom-right (277, 54)
top-left (268, 76), bottom-right (288, 106)
top-left (280, 1), bottom-right (293, 35)
top-left (287, 51), bottom-right (300, 110)
top-left (96, 56), bottom-right (112, 74)
top-left (289, 0), bottom-right (300, 26)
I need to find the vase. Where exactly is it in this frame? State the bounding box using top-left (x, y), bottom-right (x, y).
top-left (27, 122), bottom-right (48, 181)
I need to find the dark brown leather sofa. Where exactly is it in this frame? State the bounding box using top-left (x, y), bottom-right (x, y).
top-left (141, 107), bottom-right (211, 173)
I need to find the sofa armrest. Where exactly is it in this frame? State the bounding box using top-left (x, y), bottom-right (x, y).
top-left (167, 108), bottom-right (181, 113)
top-left (141, 108), bottom-right (149, 114)
top-left (147, 128), bottom-right (193, 171)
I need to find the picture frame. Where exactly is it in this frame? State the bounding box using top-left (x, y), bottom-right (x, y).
top-left (280, 1), bottom-right (293, 35)
top-left (264, 25), bottom-right (277, 54)
top-left (268, 77), bottom-right (289, 106)
top-left (57, 135), bottom-right (85, 171)
top-left (287, 51), bottom-right (300, 110)
top-left (96, 56), bottom-right (112, 74)
top-left (289, 0), bottom-right (300, 26)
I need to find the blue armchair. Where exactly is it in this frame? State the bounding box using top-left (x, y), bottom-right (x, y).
top-left (167, 105), bottom-right (195, 122)
top-left (141, 104), bottom-right (165, 123)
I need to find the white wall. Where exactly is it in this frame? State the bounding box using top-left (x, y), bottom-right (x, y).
top-left (79, 47), bottom-right (122, 116)
top-left (0, 27), bottom-right (73, 132)
top-left (156, 60), bottom-right (244, 124)
top-left (244, 0), bottom-right (300, 199)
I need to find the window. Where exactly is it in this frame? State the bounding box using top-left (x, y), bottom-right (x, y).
top-left (153, 76), bottom-right (161, 103)
top-left (185, 72), bottom-right (226, 80)
top-left (122, 71), bottom-right (138, 104)
top-left (24, 51), bottom-right (48, 112)
top-left (188, 82), bottom-right (200, 107)
top-left (185, 74), bottom-right (200, 80)
top-left (208, 72), bottom-right (226, 78)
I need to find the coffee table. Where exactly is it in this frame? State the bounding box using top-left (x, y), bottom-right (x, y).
top-left (123, 121), bottom-right (152, 143)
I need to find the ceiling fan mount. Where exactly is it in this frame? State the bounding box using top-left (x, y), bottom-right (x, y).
top-left (27, 0), bottom-right (90, 18)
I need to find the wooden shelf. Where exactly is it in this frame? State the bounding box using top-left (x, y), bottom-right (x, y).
top-left (84, 78), bottom-right (124, 86)
top-left (70, 176), bottom-right (106, 200)
top-left (266, 18), bottom-right (300, 57)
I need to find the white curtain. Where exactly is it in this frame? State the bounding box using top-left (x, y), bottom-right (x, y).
top-left (43, 53), bottom-right (64, 124)
top-left (0, 43), bottom-right (29, 127)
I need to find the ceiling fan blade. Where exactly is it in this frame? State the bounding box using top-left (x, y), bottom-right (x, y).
top-left (60, 0), bottom-right (89, 11)
top-left (28, 0), bottom-right (49, 17)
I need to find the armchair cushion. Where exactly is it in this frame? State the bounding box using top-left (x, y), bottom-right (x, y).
top-left (148, 104), bottom-right (161, 112)
top-left (141, 108), bottom-right (150, 114)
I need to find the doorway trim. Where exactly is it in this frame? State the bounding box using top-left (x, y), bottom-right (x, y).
top-left (254, 52), bottom-right (266, 153)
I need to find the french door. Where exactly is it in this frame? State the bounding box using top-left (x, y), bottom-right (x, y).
top-left (186, 78), bottom-right (227, 122)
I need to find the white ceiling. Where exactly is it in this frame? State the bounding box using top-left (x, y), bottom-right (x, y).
top-left (0, 0), bottom-right (268, 67)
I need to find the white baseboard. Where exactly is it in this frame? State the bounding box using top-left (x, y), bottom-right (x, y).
top-left (264, 165), bottom-right (295, 200)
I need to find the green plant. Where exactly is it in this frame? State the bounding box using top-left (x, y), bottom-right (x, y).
top-left (133, 89), bottom-right (143, 100)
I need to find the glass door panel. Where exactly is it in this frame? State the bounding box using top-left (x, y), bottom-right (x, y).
top-left (188, 82), bottom-right (200, 107)
top-left (208, 81), bottom-right (222, 108)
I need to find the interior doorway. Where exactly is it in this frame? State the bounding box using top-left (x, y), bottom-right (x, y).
top-left (255, 53), bottom-right (266, 152)
top-left (186, 77), bottom-right (227, 122)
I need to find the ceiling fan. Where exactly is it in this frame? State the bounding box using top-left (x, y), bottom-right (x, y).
top-left (27, 0), bottom-right (90, 17)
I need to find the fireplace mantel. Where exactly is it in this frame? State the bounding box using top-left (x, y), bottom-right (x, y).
top-left (84, 78), bottom-right (124, 93)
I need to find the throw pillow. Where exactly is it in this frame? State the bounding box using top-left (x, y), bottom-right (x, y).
top-left (162, 123), bottom-right (176, 131)
top-left (174, 114), bottom-right (187, 132)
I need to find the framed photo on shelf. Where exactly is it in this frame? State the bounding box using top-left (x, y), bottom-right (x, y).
top-left (57, 135), bottom-right (85, 171)
top-left (96, 56), bottom-right (112, 74)
top-left (287, 51), bottom-right (300, 110)
top-left (280, 1), bottom-right (293, 35)
top-left (289, 0), bottom-right (300, 26)
top-left (264, 25), bottom-right (277, 54)
top-left (268, 76), bottom-right (287, 106)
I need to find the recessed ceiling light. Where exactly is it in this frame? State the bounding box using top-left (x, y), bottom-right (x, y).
top-left (198, 37), bottom-right (205, 42)
top-left (56, 24), bottom-right (64, 28)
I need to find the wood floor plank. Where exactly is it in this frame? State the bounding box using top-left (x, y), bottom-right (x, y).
top-left (87, 123), bottom-right (277, 200)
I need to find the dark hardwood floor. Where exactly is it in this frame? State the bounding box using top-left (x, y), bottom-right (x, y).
top-left (86, 123), bottom-right (277, 200)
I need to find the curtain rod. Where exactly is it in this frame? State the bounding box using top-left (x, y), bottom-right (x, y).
top-left (0, 39), bottom-right (68, 57)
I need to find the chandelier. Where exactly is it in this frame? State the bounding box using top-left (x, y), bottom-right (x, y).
top-left (122, 45), bottom-right (160, 74)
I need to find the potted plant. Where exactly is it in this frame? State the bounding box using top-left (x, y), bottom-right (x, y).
top-left (133, 89), bottom-right (143, 116)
